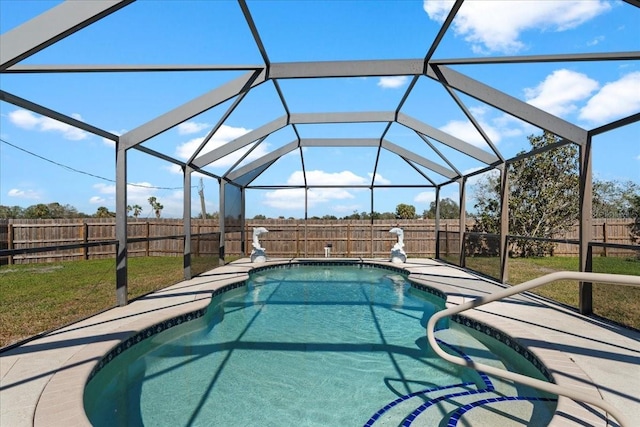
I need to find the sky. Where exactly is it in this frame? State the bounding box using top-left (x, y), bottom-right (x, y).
top-left (0, 0), bottom-right (639, 219)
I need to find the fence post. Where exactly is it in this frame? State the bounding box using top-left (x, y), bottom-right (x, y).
top-left (196, 224), bottom-right (201, 257)
top-left (370, 222), bottom-right (374, 258)
top-left (8, 223), bottom-right (14, 265)
top-left (145, 221), bottom-right (150, 257)
top-left (82, 222), bottom-right (89, 260)
top-left (444, 222), bottom-right (449, 258)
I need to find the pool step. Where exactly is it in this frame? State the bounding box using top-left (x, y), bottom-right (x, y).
top-left (365, 386), bottom-right (556, 427)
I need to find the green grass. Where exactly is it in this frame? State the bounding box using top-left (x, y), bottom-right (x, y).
top-left (464, 255), bottom-right (640, 330)
top-left (2, 254), bottom-right (637, 349)
top-left (0, 256), bottom-right (220, 348)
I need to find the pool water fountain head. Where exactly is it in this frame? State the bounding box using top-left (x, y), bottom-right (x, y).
top-left (389, 227), bottom-right (407, 263)
top-left (251, 227), bottom-right (269, 263)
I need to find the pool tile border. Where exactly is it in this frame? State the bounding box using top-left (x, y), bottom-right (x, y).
top-left (86, 281), bottom-right (246, 381)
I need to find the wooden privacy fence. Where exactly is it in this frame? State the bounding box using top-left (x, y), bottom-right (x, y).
top-left (234, 220), bottom-right (452, 258)
top-left (0, 218), bottom-right (636, 264)
top-left (0, 218), bottom-right (219, 264)
top-left (238, 218), bottom-right (637, 258)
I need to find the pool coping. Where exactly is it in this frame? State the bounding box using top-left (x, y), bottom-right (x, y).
top-left (1, 258), bottom-right (638, 426)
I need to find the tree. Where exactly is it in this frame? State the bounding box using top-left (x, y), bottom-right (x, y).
top-left (377, 211), bottom-right (397, 220)
top-left (395, 203), bottom-right (416, 219)
top-left (148, 197), bottom-right (163, 219)
top-left (0, 205), bottom-right (24, 219)
top-left (94, 206), bottom-right (115, 218)
top-left (1, 203), bottom-right (88, 219)
top-left (23, 203), bottom-right (53, 219)
top-left (422, 198), bottom-right (460, 219)
top-left (592, 180), bottom-right (639, 219)
top-left (629, 194), bottom-right (640, 244)
top-left (343, 210), bottom-right (363, 220)
top-left (127, 204), bottom-right (143, 218)
top-left (253, 214), bottom-right (267, 220)
top-left (473, 131), bottom-right (579, 257)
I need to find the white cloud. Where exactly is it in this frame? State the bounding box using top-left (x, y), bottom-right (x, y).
top-left (369, 173), bottom-right (391, 185)
top-left (423, 0), bottom-right (611, 54)
top-left (263, 187), bottom-right (355, 210)
top-left (93, 183), bottom-right (116, 195)
top-left (377, 76), bottom-right (408, 89)
top-left (579, 72), bottom-right (640, 125)
top-left (91, 181), bottom-right (157, 208)
top-left (89, 196), bottom-right (106, 204)
top-left (414, 191), bottom-right (435, 204)
top-left (289, 170), bottom-right (370, 186)
top-left (7, 188), bottom-right (40, 200)
top-left (175, 124), bottom-right (268, 168)
top-left (8, 109), bottom-right (89, 140)
top-left (177, 121), bottom-right (210, 135)
top-left (492, 113), bottom-right (534, 137)
top-left (587, 35), bottom-right (605, 46)
top-left (525, 69), bottom-right (599, 117)
top-left (263, 189), bottom-right (306, 210)
top-left (262, 169), bottom-right (377, 210)
top-left (439, 119), bottom-right (501, 147)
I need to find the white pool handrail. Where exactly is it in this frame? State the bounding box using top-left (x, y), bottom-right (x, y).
top-left (426, 271), bottom-right (640, 427)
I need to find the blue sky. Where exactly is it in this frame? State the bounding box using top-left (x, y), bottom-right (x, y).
top-left (1, 0), bottom-right (638, 219)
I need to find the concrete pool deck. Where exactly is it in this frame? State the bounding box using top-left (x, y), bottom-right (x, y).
top-left (1, 258), bottom-right (638, 426)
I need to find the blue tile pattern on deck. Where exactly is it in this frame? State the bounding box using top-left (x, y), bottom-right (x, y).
top-left (364, 338), bottom-right (495, 427)
top-left (362, 382), bottom-right (476, 427)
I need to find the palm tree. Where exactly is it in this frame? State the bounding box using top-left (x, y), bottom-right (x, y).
top-left (95, 206), bottom-right (114, 218)
top-left (148, 197), bottom-right (163, 219)
top-left (127, 204), bottom-right (143, 218)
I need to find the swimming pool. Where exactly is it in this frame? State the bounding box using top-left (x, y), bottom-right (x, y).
top-left (84, 263), bottom-right (556, 426)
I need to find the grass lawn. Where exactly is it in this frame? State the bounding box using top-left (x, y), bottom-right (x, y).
top-left (465, 255), bottom-right (640, 330)
top-left (0, 256), bottom-right (220, 349)
top-left (1, 255), bottom-right (637, 349)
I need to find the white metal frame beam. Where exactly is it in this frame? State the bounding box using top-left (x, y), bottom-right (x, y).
top-left (0, 0), bottom-right (134, 70)
top-left (121, 69), bottom-right (266, 149)
top-left (427, 64), bottom-right (589, 144)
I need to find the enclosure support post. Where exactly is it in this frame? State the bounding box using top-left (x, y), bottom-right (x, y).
top-left (499, 163), bottom-right (509, 283)
top-left (370, 188), bottom-right (374, 258)
top-left (304, 188), bottom-right (308, 257)
top-left (435, 186), bottom-right (441, 259)
top-left (183, 166), bottom-right (192, 280)
top-left (218, 179), bottom-right (225, 265)
top-left (115, 142), bottom-right (128, 306)
top-left (240, 187), bottom-right (246, 255)
top-left (458, 177), bottom-right (466, 267)
top-left (579, 137), bottom-right (594, 314)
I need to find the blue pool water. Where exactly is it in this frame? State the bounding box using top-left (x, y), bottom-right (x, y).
top-left (84, 264), bottom-right (555, 426)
